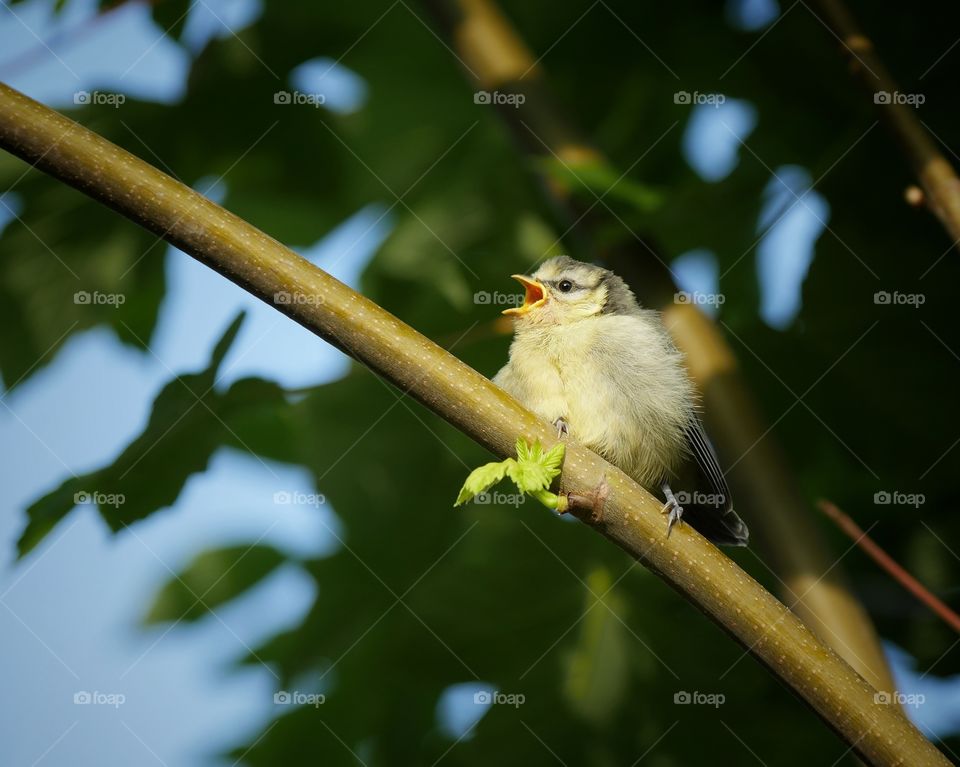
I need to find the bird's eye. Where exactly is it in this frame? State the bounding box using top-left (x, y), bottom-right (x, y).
top-left (558, 279), bottom-right (573, 293)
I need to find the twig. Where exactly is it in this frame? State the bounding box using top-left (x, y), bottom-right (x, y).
top-left (818, 500), bottom-right (960, 634)
top-left (810, 0), bottom-right (960, 247)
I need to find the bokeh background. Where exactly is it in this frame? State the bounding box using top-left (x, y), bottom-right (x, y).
top-left (2, 0), bottom-right (960, 764)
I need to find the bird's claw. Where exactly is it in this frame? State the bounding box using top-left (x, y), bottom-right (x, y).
top-left (553, 417), bottom-right (569, 439)
top-left (661, 498), bottom-right (684, 537)
top-left (660, 481), bottom-right (684, 538)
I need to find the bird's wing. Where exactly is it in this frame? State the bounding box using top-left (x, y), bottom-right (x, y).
top-left (684, 417), bottom-right (732, 512)
top-left (683, 418), bottom-right (749, 546)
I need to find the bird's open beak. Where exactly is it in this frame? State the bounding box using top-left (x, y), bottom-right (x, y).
top-left (502, 275), bottom-right (547, 316)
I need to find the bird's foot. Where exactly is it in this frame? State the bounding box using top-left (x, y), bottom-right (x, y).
top-left (553, 417), bottom-right (570, 439)
top-left (660, 481), bottom-right (684, 538)
top-left (564, 476), bottom-right (609, 524)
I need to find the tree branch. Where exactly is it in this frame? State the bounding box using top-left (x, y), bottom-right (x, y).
top-left (0, 81), bottom-right (947, 766)
top-left (819, 500), bottom-right (960, 635)
top-left (811, 0), bottom-right (960, 246)
top-left (422, 0), bottom-right (898, 697)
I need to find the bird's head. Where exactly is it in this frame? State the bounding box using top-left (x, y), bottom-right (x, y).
top-left (502, 256), bottom-right (639, 326)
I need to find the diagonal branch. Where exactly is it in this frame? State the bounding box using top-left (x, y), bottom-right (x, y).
top-left (0, 81), bottom-right (947, 767)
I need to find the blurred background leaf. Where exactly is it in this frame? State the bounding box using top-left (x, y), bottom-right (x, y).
top-left (144, 544), bottom-right (290, 624)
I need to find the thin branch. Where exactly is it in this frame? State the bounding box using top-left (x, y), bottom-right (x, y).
top-left (810, 0), bottom-right (960, 247)
top-left (0, 82), bottom-right (948, 767)
top-left (818, 500), bottom-right (960, 635)
top-left (422, 0), bottom-right (897, 696)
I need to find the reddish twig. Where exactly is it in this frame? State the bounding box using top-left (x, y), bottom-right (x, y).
top-left (818, 500), bottom-right (960, 634)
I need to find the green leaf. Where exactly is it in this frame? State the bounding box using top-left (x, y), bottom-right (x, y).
top-left (454, 458), bottom-right (515, 505)
top-left (455, 439), bottom-right (565, 508)
top-left (144, 545), bottom-right (289, 624)
top-left (506, 439), bottom-right (565, 493)
top-left (0, 191), bottom-right (165, 389)
top-left (17, 312), bottom-right (293, 557)
top-left (537, 156), bottom-right (662, 213)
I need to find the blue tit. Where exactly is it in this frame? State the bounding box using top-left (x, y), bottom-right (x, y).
top-left (493, 256), bottom-right (748, 546)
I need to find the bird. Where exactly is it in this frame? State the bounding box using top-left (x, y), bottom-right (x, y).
top-left (492, 255), bottom-right (748, 546)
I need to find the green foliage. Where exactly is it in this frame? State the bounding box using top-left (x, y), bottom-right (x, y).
top-left (537, 155), bottom-right (663, 213)
top-left (455, 438), bottom-right (565, 508)
top-left (562, 567), bottom-right (631, 728)
top-left (144, 544), bottom-right (289, 624)
top-left (454, 459), bottom-right (512, 505)
top-left (18, 313), bottom-right (294, 555)
top-left (8, 0), bottom-right (960, 763)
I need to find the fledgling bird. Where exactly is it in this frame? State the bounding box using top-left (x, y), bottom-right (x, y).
top-left (493, 256), bottom-right (748, 546)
